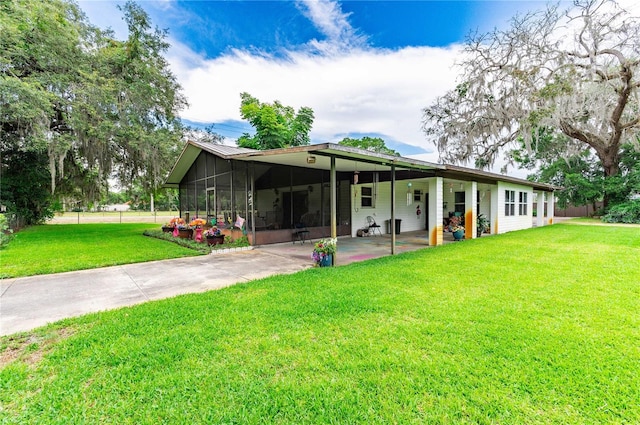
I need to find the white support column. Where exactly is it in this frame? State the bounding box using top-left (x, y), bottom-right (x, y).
top-left (428, 177), bottom-right (443, 246)
top-left (330, 156), bottom-right (337, 265)
top-left (390, 164), bottom-right (396, 255)
top-left (465, 181), bottom-right (477, 239)
top-left (536, 191), bottom-right (545, 227)
top-left (547, 192), bottom-right (555, 225)
top-left (490, 185), bottom-right (499, 235)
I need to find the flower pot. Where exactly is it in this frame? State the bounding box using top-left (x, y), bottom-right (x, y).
top-left (161, 226), bottom-right (173, 233)
top-left (319, 254), bottom-right (333, 267)
top-left (453, 230), bottom-right (465, 241)
top-left (206, 235), bottom-right (225, 246)
top-left (176, 228), bottom-right (193, 239)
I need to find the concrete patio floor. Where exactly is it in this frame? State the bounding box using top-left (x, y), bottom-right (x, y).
top-left (260, 230), bottom-right (461, 266)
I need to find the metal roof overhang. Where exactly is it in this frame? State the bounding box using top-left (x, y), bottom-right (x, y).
top-left (226, 143), bottom-right (446, 174)
top-left (164, 141), bottom-right (558, 192)
top-left (164, 143), bottom-right (202, 188)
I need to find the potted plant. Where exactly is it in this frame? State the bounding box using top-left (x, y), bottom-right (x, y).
top-left (164, 217), bottom-right (184, 233)
top-left (175, 223), bottom-right (193, 239)
top-left (476, 213), bottom-right (490, 236)
top-left (204, 226), bottom-right (225, 246)
top-left (166, 217), bottom-right (191, 238)
top-left (311, 238), bottom-right (337, 267)
top-left (449, 215), bottom-right (465, 241)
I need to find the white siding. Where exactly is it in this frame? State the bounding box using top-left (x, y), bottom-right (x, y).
top-left (496, 182), bottom-right (534, 234)
top-left (351, 180), bottom-right (429, 236)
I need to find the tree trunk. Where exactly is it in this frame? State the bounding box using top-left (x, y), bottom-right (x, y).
top-left (600, 148), bottom-right (621, 210)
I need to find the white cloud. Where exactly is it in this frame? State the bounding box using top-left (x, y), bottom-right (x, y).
top-left (295, 0), bottom-right (368, 53)
top-left (169, 43), bottom-right (461, 158)
top-left (166, 0), bottom-right (461, 160)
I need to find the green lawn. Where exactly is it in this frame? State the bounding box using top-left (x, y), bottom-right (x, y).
top-left (1, 224), bottom-right (639, 423)
top-left (0, 223), bottom-right (201, 278)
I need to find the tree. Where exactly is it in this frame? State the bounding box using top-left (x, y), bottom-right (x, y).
top-left (338, 136), bottom-right (399, 156)
top-left (184, 124), bottom-right (225, 145)
top-left (236, 92), bottom-right (314, 150)
top-left (0, 150), bottom-right (54, 227)
top-left (510, 127), bottom-right (640, 210)
top-left (0, 0), bottom-right (186, 223)
top-left (422, 0), bottom-right (640, 207)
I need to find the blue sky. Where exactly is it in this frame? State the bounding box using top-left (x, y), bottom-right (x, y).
top-left (78, 0), bottom-right (557, 162)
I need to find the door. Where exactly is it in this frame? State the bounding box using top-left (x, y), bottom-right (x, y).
top-left (206, 188), bottom-right (215, 224)
top-left (283, 190), bottom-right (308, 229)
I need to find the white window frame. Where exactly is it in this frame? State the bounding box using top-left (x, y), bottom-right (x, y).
top-left (505, 190), bottom-right (515, 216)
top-left (361, 186), bottom-right (374, 208)
top-left (518, 191), bottom-right (528, 216)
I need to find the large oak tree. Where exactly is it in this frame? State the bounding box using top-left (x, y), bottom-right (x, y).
top-left (1, 0), bottom-right (186, 224)
top-left (422, 0), bottom-right (640, 206)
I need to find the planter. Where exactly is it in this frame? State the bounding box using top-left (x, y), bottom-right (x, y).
top-left (319, 254), bottom-right (333, 267)
top-left (161, 226), bottom-right (173, 233)
top-left (176, 228), bottom-right (193, 239)
top-left (453, 230), bottom-right (465, 241)
top-left (206, 235), bottom-right (225, 246)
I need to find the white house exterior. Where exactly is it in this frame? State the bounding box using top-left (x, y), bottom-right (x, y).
top-left (165, 142), bottom-right (557, 251)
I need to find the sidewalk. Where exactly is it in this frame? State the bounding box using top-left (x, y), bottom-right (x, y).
top-left (0, 249), bottom-right (310, 336)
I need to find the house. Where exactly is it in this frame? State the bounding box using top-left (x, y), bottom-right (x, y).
top-left (165, 141), bottom-right (556, 250)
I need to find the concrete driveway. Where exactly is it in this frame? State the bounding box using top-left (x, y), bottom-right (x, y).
top-left (0, 249), bottom-right (310, 336)
top-left (1, 231), bottom-right (434, 337)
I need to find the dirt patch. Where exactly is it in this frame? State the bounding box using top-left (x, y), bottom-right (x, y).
top-left (0, 326), bottom-right (76, 368)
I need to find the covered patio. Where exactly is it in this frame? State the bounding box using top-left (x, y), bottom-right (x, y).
top-left (257, 229), bottom-right (465, 266)
top-left (165, 141), bottom-right (557, 264)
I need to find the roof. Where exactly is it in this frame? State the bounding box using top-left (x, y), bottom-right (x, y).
top-left (165, 141), bottom-right (558, 192)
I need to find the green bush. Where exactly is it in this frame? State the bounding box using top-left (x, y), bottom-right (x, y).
top-left (601, 199), bottom-right (640, 223)
top-left (143, 230), bottom-right (210, 253)
top-left (0, 214), bottom-right (14, 249)
top-left (143, 230), bottom-right (250, 253)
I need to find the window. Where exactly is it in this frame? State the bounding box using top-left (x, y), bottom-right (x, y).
top-left (505, 190), bottom-right (515, 216)
top-left (361, 186), bottom-right (373, 207)
top-left (519, 191), bottom-right (528, 215)
top-left (454, 191), bottom-right (465, 214)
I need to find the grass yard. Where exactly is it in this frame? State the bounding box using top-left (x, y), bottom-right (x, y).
top-left (1, 224), bottom-right (639, 423)
top-left (0, 224), bottom-right (201, 278)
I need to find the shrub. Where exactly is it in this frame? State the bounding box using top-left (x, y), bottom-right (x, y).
top-left (0, 214), bottom-right (14, 249)
top-left (601, 199), bottom-right (640, 224)
top-left (143, 230), bottom-right (210, 253)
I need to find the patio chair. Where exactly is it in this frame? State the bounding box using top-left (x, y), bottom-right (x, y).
top-left (366, 216), bottom-right (382, 236)
top-left (293, 222), bottom-right (311, 244)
